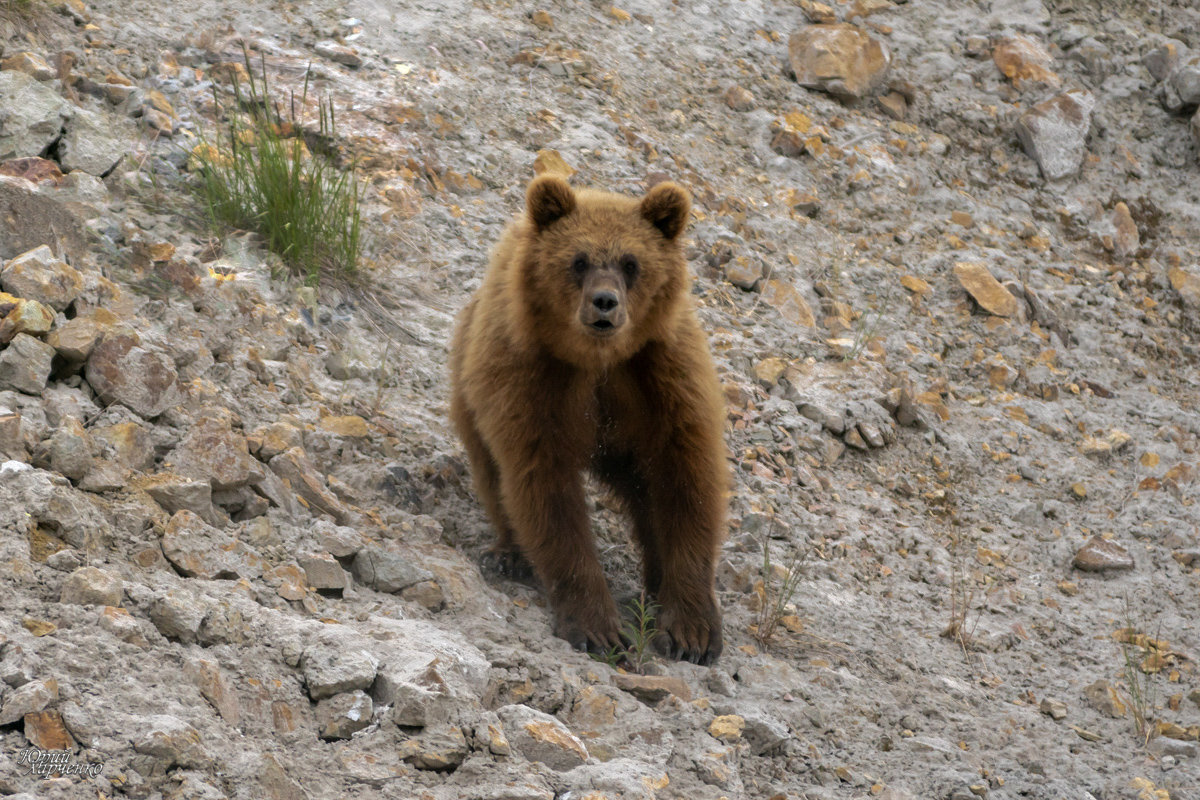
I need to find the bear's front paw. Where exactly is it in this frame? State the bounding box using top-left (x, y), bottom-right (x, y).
top-left (552, 605), bottom-right (625, 656)
top-left (655, 594), bottom-right (723, 665)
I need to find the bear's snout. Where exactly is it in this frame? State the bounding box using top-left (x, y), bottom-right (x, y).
top-left (579, 274), bottom-right (628, 336)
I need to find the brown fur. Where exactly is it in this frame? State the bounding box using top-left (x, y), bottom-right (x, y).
top-left (449, 175), bottom-right (728, 664)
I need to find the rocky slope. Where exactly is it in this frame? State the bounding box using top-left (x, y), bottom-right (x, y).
top-left (1, 0), bottom-right (1200, 798)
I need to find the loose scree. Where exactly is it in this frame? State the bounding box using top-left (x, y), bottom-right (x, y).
top-left (449, 175), bottom-right (729, 665)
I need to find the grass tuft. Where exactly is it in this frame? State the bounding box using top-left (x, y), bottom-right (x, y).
top-left (753, 534), bottom-right (805, 648)
top-left (191, 48), bottom-right (361, 286)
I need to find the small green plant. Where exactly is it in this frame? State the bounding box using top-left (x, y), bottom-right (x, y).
top-left (192, 48), bottom-right (361, 286)
top-left (941, 529), bottom-right (982, 671)
top-left (1117, 600), bottom-right (1161, 746)
top-left (842, 309), bottom-right (882, 362)
top-left (753, 535), bottom-right (805, 648)
top-left (589, 593), bottom-right (659, 673)
top-left (621, 593), bottom-right (659, 673)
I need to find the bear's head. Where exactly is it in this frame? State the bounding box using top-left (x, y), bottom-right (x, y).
top-left (515, 175), bottom-right (692, 368)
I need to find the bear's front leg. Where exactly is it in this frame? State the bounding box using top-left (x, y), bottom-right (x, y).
top-left (638, 404), bottom-right (726, 664)
top-left (647, 465), bottom-right (725, 665)
top-left (498, 460), bottom-right (624, 655)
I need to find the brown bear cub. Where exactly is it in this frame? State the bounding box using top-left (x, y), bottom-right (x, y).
top-left (449, 175), bottom-right (728, 665)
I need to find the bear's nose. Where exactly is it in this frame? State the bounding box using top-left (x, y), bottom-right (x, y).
top-left (591, 290), bottom-right (619, 313)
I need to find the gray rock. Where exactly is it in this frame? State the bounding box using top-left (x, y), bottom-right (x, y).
top-left (0, 467), bottom-right (112, 549)
top-left (0, 677), bottom-right (58, 725)
top-left (1163, 54), bottom-right (1200, 113)
top-left (496, 704), bottom-right (589, 770)
top-left (148, 588), bottom-right (208, 643)
top-left (145, 476), bottom-right (219, 524)
top-left (369, 619), bottom-right (489, 726)
top-left (1014, 89), bottom-right (1095, 180)
top-left (168, 414), bottom-right (262, 491)
top-left (314, 40), bottom-right (363, 68)
top-left (1, 245), bottom-right (83, 311)
top-left (741, 711), bottom-right (791, 755)
top-left (351, 546), bottom-right (433, 593)
top-left (1149, 737), bottom-right (1198, 759)
top-left (298, 551), bottom-right (346, 592)
top-left (160, 509), bottom-right (261, 580)
top-left (398, 724), bottom-right (469, 771)
top-left (324, 350), bottom-right (373, 380)
top-left (131, 714), bottom-right (208, 768)
top-left (0, 71), bottom-right (74, 160)
top-left (0, 333), bottom-right (55, 394)
top-left (1, 643), bottom-right (43, 688)
top-left (34, 416), bottom-right (95, 482)
top-left (0, 176), bottom-right (89, 261)
top-left (1143, 39), bottom-right (1187, 82)
top-left (315, 690), bottom-right (373, 740)
top-left (561, 759), bottom-right (674, 800)
top-left (473, 715), bottom-right (513, 758)
top-left (85, 331), bottom-right (180, 419)
top-left (0, 406), bottom-right (24, 460)
top-left (93, 421), bottom-right (156, 471)
top-left (59, 565), bottom-right (123, 606)
top-left (301, 633), bottom-right (379, 700)
top-left (41, 386), bottom-right (101, 429)
top-left (58, 105), bottom-right (132, 177)
top-left (268, 447), bottom-right (349, 522)
top-left (1191, 107), bottom-right (1200, 150)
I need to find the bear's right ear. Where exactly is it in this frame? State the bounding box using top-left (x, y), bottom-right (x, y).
top-left (526, 175), bottom-right (577, 231)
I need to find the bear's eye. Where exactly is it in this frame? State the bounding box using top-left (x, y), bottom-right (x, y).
top-left (620, 255), bottom-right (639, 283)
top-left (570, 254), bottom-right (589, 277)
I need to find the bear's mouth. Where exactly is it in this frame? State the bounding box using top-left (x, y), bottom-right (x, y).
top-left (587, 319), bottom-right (620, 337)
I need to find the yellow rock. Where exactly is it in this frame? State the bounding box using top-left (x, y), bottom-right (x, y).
top-left (145, 89), bottom-right (176, 117)
top-left (531, 10), bottom-right (554, 29)
top-left (788, 23), bottom-right (892, 100)
top-left (900, 275), bottom-right (931, 295)
top-left (761, 279), bottom-right (816, 328)
top-left (24, 710), bottom-right (74, 750)
top-left (608, 6), bottom-right (632, 23)
top-left (708, 714), bottom-right (745, 742)
top-left (1, 52), bottom-right (55, 80)
top-left (533, 149), bottom-right (575, 177)
top-left (798, 0), bottom-right (837, 23)
top-left (0, 298), bottom-right (55, 343)
top-left (1110, 202), bottom-right (1139, 258)
top-left (1168, 266), bottom-right (1200, 308)
top-left (320, 415), bottom-right (370, 437)
top-left (784, 110), bottom-right (812, 134)
top-left (22, 618), bottom-right (57, 636)
top-left (953, 261), bottom-right (1019, 317)
top-left (268, 564), bottom-right (309, 601)
top-left (992, 36), bottom-right (1060, 87)
top-left (753, 357), bottom-right (788, 386)
top-left (524, 719), bottom-right (589, 762)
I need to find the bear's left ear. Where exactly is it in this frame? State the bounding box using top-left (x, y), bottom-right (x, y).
top-left (527, 175), bottom-right (577, 231)
top-left (640, 182), bottom-right (691, 240)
